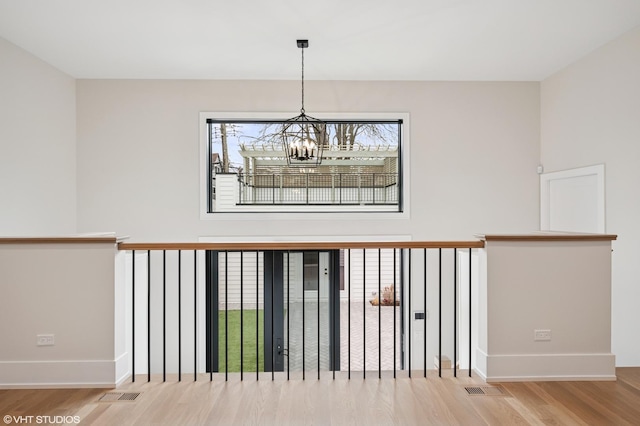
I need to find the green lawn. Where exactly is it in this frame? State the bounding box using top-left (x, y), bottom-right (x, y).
top-left (218, 309), bottom-right (264, 372)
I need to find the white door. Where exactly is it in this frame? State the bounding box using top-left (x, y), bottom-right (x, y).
top-left (283, 251), bottom-right (332, 372)
top-left (540, 164), bottom-right (605, 233)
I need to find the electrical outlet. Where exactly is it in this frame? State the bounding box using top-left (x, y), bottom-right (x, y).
top-left (534, 329), bottom-right (551, 341)
top-left (37, 334), bottom-right (55, 346)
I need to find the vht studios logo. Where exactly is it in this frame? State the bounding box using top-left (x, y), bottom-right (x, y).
top-left (3, 415), bottom-right (80, 424)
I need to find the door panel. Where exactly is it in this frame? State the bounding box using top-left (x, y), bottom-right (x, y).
top-left (285, 251), bottom-right (330, 372)
top-left (540, 164), bottom-right (605, 233)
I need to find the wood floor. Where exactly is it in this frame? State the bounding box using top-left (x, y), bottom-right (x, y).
top-left (1, 368), bottom-right (639, 425)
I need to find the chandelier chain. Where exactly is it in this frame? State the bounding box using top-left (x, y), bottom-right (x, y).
top-left (300, 46), bottom-right (305, 114)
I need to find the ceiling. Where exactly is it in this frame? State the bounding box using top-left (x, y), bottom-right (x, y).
top-left (1, 0), bottom-right (639, 81)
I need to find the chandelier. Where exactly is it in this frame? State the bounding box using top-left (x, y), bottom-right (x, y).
top-left (281, 40), bottom-right (327, 167)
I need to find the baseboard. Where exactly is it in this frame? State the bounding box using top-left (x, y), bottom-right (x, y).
top-left (0, 358), bottom-right (128, 389)
top-left (472, 367), bottom-right (487, 382)
top-left (485, 374), bottom-right (617, 382)
top-left (114, 352), bottom-right (130, 386)
top-left (475, 350), bottom-right (616, 382)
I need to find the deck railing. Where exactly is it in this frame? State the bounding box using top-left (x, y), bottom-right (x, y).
top-left (118, 240), bottom-right (483, 382)
top-left (237, 173), bottom-right (398, 205)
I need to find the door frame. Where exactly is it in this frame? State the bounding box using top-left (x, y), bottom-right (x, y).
top-left (205, 250), bottom-right (219, 372)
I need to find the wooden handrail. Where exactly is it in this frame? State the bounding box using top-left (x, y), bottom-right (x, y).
top-left (477, 233), bottom-right (617, 242)
top-left (118, 240), bottom-right (485, 251)
top-left (5, 233), bottom-right (616, 249)
top-left (0, 235), bottom-right (127, 244)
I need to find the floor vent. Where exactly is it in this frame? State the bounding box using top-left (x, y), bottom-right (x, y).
top-left (464, 386), bottom-right (505, 396)
top-left (98, 392), bottom-right (141, 402)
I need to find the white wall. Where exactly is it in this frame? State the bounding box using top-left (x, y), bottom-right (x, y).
top-left (541, 26), bottom-right (640, 366)
top-left (477, 238), bottom-right (615, 381)
top-left (76, 79), bottom-right (540, 242)
top-left (0, 37), bottom-right (76, 235)
top-left (0, 241), bottom-right (127, 387)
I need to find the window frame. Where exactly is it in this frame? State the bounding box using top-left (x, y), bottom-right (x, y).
top-left (199, 112), bottom-right (411, 221)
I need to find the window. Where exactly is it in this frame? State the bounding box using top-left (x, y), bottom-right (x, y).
top-left (303, 251), bottom-right (319, 291)
top-left (204, 116), bottom-right (404, 214)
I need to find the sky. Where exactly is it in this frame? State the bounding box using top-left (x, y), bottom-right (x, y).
top-left (210, 121), bottom-right (400, 170)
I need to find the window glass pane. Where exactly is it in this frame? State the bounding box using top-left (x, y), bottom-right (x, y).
top-left (303, 251), bottom-right (319, 291)
top-left (207, 119), bottom-right (402, 213)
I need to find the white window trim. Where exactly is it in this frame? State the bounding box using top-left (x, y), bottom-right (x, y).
top-left (199, 111), bottom-right (411, 221)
